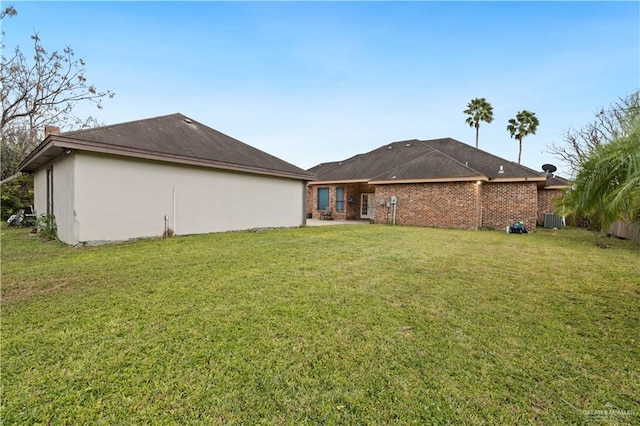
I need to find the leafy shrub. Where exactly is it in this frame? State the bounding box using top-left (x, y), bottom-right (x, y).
top-left (0, 174), bottom-right (34, 220)
top-left (37, 214), bottom-right (57, 240)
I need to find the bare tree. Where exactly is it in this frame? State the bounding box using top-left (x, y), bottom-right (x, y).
top-left (1, 5), bottom-right (114, 220)
top-left (548, 91), bottom-right (640, 174)
top-left (1, 7), bottom-right (114, 179)
top-left (0, 5), bottom-right (16, 20)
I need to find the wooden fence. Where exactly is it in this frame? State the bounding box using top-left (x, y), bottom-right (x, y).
top-left (608, 220), bottom-right (640, 243)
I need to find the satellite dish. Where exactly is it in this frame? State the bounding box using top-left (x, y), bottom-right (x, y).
top-left (542, 164), bottom-right (557, 176)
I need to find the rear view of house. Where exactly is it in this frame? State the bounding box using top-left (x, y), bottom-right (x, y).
top-left (19, 113), bottom-right (315, 245)
top-left (307, 138), bottom-right (570, 231)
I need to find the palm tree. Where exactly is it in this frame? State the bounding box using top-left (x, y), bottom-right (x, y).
top-left (560, 120), bottom-right (640, 237)
top-left (464, 98), bottom-right (494, 149)
top-left (507, 110), bottom-right (539, 164)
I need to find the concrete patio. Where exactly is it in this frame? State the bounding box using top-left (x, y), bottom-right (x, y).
top-left (306, 218), bottom-right (371, 226)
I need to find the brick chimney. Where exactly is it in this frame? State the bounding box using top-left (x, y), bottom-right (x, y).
top-left (44, 125), bottom-right (60, 138)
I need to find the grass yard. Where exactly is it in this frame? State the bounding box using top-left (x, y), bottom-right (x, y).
top-left (1, 224), bottom-right (639, 424)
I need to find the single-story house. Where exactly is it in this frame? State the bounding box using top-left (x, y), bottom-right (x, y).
top-left (306, 138), bottom-right (571, 231)
top-left (19, 113), bottom-right (315, 245)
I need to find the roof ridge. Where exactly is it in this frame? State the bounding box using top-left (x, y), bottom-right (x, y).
top-left (420, 137), bottom-right (543, 176)
top-left (307, 140), bottom-right (415, 172)
top-left (369, 147), bottom-right (486, 181)
top-left (429, 147), bottom-right (485, 176)
top-left (21, 113), bottom-right (315, 180)
top-left (357, 138), bottom-right (422, 156)
top-left (368, 147), bottom-right (435, 180)
top-left (62, 112), bottom-right (185, 137)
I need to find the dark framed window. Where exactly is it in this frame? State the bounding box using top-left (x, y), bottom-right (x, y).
top-left (317, 187), bottom-right (329, 210)
top-left (336, 187), bottom-right (344, 212)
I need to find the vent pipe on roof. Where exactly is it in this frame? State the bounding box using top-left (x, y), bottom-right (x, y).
top-left (498, 165), bottom-right (504, 174)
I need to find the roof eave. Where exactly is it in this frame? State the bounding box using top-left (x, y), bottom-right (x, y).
top-left (20, 136), bottom-right (316, 181)
top-left (18, 138), bottom-right (59, 172)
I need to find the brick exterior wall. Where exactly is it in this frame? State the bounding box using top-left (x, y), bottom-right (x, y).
top-left (375, 182), bottom-right (480, 229)
top-left (308, 181), bottom-right (542, 231)
top-left (537, 189), bottom-right (565, 225)
top-left (306, 183), bottom-right (375, 220)
top-left (481, 182), bottom-right (538, 231)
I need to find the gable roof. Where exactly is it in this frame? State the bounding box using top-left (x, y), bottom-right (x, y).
top-left (19, 113), bottom-right (315, 181)
top-left (309, 138), bottom-right (551, 185)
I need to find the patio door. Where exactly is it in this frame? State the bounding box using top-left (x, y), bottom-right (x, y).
top-left (360, 193), bottom-right (375, 219)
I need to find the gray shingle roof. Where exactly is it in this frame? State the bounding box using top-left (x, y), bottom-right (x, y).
top-left (370, 149), bottom-right (485, 183)
top-left (543, 174), bottom-right (572, 188)
top-left (309, 138), bottom-right (550, 184)
top-left (19, 113), bottom-right (314, 180)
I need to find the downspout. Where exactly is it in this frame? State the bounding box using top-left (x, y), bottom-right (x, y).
top-left (476, 180), bottom-right (483, 230)
top-left (391, 195), bottom-right (397, 225)
top-left (302, 181), bottom-right (308, 225)
top-left (392, 202), bottom-right (397, 225)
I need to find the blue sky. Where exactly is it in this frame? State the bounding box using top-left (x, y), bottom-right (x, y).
top-left (3, 1), bottom-right (639, 176)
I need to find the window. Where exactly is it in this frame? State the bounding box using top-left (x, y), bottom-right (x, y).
top-left (336, 187), bottom-right (344, 212)
top-left (317, 187), bottom-right (329, 210)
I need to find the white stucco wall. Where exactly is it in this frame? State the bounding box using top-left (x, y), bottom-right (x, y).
top-left (33, 167), bottom-right (47, 218)
top-left (53, 155), bottom-right (77, 244)
top-left (32, 155), bottom-right (77, 244)
top-left (73, 152), bottom-right (306, 244)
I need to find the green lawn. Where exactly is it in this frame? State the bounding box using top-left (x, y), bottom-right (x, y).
top-left (1, 224), bottom-right (638, 424)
